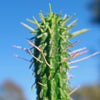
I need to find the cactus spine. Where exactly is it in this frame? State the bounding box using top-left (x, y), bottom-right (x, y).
top-left (21, 4), bottom-right (89, 100)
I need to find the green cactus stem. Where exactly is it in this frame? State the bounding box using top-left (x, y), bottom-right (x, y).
top-left (20, 3), bottom-right (90, 100)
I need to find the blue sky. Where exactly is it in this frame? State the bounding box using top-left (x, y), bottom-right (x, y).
top-left (0, 0), bottom-right (100, 100)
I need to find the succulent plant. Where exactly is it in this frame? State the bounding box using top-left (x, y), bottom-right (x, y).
top-left (13, 3), bottom-right (100, 100)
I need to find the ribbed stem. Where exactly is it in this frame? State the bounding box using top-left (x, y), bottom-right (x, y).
top-left (21, 3), bottom-right (89, 100)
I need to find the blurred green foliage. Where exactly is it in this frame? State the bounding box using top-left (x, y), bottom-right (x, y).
top-left (72, 83), bottom-right (100, 100)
